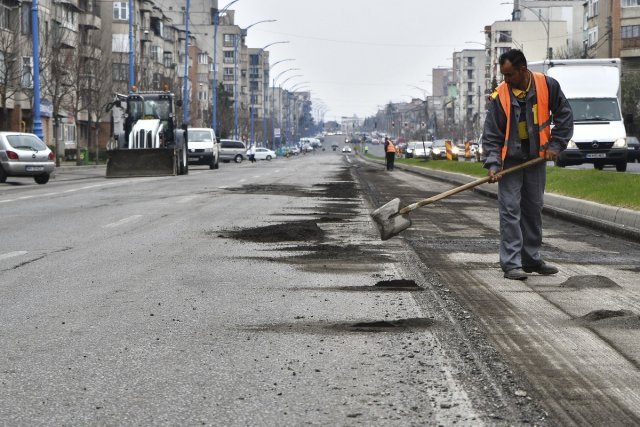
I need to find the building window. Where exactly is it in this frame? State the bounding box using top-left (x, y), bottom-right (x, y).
top-left (223, 67), bottom-right (234, 81)
top-left (224, 84), bottom-right (233, 93)
top-left (112, 63), bottom-right (128, 81)
top-left (198, 53), bottom-right (208, 64)
top-left (588, 0), bottom-right (599, 17)
top-left (223, 34), bottom-right (235, 47)
top-left (249, 54), bottom-right (259, 66)
top-left (0, 0), bottom-right (11, 30)
top-left (113, 1), bottom-right (128, 21)
top-left (467, 82), bottom-right (473, 92)
top-left (163, 52), bottom-right (172, 68)
top-left (588, 27), bottom-right (598, 47)
top-left (622, 25), bottom-right (640, 38)
top-left (21, 3), bottom-right (31, 34)
top-left (622, 0), bottom-right (640, 6)
top-left (467, 70), bottom-right (474, 80)
top-left (197, 73), bottom-right (208, 83)
top-left (0, 51), bottom-right (5, 83)
top-left (223, 50), bottom-right (234, 64)
top-left (466, 57), bottom-right (474, 66)
top-left (496, 31), bottom-right (512, 43)
top-left (249, 66), bottom-right (259, 79)
top-left (21, 56), bottom-right (32, 88)
top-left (112, 34), bottom-right (129, 53)
top-left (250, 81), bottom-right (259, 91)
top-left (151, 46), bottom-right (161, 63)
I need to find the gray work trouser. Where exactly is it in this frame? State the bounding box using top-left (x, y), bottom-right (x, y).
top-left (498, 160), bottom-right (546, 272)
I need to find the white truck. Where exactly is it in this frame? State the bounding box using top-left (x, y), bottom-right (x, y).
top-left (529, 58), bottom-right (628, 172)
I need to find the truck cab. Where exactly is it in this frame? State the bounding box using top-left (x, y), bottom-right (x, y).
top-left (531, 59), bottom-right (628, 172)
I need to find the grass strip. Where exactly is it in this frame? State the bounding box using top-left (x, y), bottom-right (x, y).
top-left (366, 154), bottom-right (640, 210)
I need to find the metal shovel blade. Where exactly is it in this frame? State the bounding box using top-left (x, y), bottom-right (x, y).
top-left (370, 198), bottom-right (412, 240)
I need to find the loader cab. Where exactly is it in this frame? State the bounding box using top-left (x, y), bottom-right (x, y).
top-left (124, 93), bottom-right (177, 146)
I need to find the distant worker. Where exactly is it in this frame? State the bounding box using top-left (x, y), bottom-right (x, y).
top-left (248, 144), bottom-right (256, 163)
top-left (482, 49), bottom-right (573, 281)
top-left (364, 144), bottom-right (369, 155)
top-left (384, 137), bottom-right (396, 171)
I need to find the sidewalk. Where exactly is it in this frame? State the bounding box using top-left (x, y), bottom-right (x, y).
top-left (359, 154), bottom-right (640, 241)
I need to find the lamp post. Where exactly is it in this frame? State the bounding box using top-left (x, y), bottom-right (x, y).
top-left (266, 59), bottom-right (294, 146)
top-left (31, 0), bottom-right (42, 140)
top-left (249, 41), bottom-right (289, 146)
top-left (212, 0), bottom-right (239, 136)
top-left (234, 19), bottom-right (276, 140)
top-left (278, 74), bottom-right (303, 143)
top-left (182, 0), bottom-right (191, 126)
top-left (501, 1), bottom-right (550, 59)
top-left (271, 67), bottom-right (299, 148)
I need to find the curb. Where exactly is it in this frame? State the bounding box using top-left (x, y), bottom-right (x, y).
top-left (357, 154), bottom-right (640, 242)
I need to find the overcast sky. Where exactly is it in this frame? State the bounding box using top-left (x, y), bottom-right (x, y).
top-left (228, 1), bottom-right (515, 122)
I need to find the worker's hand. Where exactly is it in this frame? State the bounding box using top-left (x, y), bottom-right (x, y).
top-left (544, 149), bottom-right (559, 161)
top-left (488, 169), bottom-right (501, 183)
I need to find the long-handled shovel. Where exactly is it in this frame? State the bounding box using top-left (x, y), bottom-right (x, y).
top-left (371, 156), bottom-right (546, 240)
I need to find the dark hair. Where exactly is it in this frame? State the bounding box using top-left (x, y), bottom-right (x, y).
top-left (499, 49), bottom-right (527, 68)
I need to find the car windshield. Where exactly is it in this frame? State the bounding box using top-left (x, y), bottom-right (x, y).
top-left (433, 140), bottom-right (446, 148)
top-left (6, 134), bottom-right (47, 151)
top-left (570, 98), bottom-right (621, 122)
top-left (189, 131), bottom-right (212, 141)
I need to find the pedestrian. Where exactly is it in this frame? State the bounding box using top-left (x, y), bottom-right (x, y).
top-left (384, 137), bottom-right (396, 171)
top-left (482, 49), bottom-right (573, 280)
top-left (248, 144), bottom-right (256, 163)
top-left (364, 144), bottom-right (369, 155)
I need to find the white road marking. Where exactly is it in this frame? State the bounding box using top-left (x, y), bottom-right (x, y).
top-left (0, 251), bottom-right (28, 261)
top-left (239, 179), bottom-right (246, 183)
top-left (275, 170), bottom-right (280, 173)
top-left (103, 215), bottom-right (143, 229)
top-left (218, 186), bottom-right (229, 189)
top-left (346, 157), bottom-right (352, 164)
top-left (252, 176), bottom-right (261, 178)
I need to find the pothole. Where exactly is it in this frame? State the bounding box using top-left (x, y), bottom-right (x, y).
top-left (243, 318), bottom-right (436, 334)
top-left (559, 275), bottom-right (620, 289)
top-left (580, 309), bottom-right (629, 321)
top-left (374, 279), bottom-right (420, 289)
top-left (219, 220), bottom-right (324, 243)
top-left (575, 310), bottom-right (640, 329)
top-left (342, 318), bottom-right (436, 332)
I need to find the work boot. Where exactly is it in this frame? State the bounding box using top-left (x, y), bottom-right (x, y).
top-left (523, 262), bottom-right (559, 275)
top-left (504, 268), bottom-right (528, 280)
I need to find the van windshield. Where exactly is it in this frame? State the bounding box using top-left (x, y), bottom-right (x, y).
top-left (569, 98), bottom-right (621, 122)
top-left (189, 131), bottom-right (212, 142)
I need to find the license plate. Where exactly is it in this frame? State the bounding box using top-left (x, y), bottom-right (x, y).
top-left (586, 153), bottom-right (606, 159)
top-left (189, 157), bottom-right (199, 161)
top-left (26, 166), bottom-right (44, 172)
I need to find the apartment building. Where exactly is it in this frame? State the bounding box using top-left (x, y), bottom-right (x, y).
top-left (452, 49), bottom-right (487, 141)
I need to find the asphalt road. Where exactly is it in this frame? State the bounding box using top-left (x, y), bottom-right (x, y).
top-left (1, 148), bottom-right (639, 425)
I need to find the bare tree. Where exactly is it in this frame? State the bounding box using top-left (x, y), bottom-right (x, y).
top-left (554, 42), bottom-right (591, 60)
top-left (0, 3), bottom-right (22, 131)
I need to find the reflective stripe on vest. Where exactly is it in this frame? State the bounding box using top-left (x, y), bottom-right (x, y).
top-left (386, 141), bottom-right (396, 153)
top-left (496, 72), bottom-right (550, 161)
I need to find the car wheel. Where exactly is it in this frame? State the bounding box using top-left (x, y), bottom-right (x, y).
top-left (234, 154), bottom-right (243, 163)
top-left (266, 155), bottom-right (272, 161)
top-left (0, 166), bottom-right (7, 183)
top-left (616, 161), bottom-right (627, 172)
top-left (34, 173), bottom-right (50, 185)
top-left (594, 162), bottom-right (604, 170)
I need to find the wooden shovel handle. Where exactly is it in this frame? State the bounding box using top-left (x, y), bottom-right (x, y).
top-left (398, 157), bottom-right (546, 215)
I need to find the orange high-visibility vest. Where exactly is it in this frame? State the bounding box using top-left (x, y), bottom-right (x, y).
top-left (386, 141), bottom-right (396, 153)
top-left (496, 72), bottom-right (550, 161)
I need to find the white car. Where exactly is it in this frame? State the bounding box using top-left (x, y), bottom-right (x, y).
top-left (342, 146), bottom-right (352, 153)
top-left (250, 147), bottom-right (276, 161)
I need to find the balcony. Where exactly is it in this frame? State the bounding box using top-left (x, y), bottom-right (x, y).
top-left (79, 12), bottom-right (101, 30)
top-left (79, 44), bottom-right (102, 60)
top-left (53, 26), bottom-right (78, 49)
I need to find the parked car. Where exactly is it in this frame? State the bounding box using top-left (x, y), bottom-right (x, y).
top-left (342, 146), bottom-right (352, 153)
top-left (0, 132), bottom-right (55, 184)
top-left (302, 144), bottom-right (314, 153)
top-left (412, 141), bottom-right (433, 159)
top-left (250, 147), bottom-right (277, 161)
top-left (289, 146), bottom-right (301, 155)
top-left (187, 128), bottom-right (219, 169)
top-left (627, 136), bottom-right (640, 163)
top-left (219, 139), bottom-right (246, 163)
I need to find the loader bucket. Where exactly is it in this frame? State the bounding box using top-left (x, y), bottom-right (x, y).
top-left (106, 148), bottom-right (177, 178)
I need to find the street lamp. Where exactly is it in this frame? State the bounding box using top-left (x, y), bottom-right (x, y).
top-left (234, 19), bottom-right (276, 140)
top-left (500, 1), bottom-right (550, 59)
top-left (249, 41), bottom-right (289, 146)
top-left (272, 67), bottom-right (300, 148)
top-left (212, 0), bottom-right (239, 136)
top-left (31, 0), bottom-right (43, 140)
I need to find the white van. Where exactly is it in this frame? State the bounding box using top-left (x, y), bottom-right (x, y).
top-left (188, 128), bottom-right (219, 169)
top-left (530, 59), bottom-right (628, 172)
